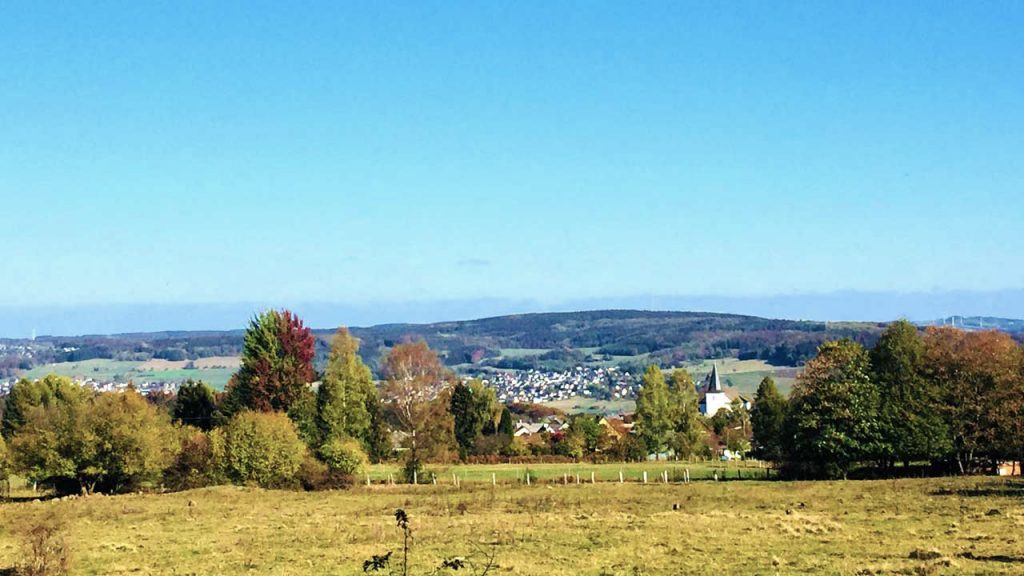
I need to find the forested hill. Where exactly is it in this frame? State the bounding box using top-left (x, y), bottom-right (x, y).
top-left (343, 310), bottom-right (884, 372)
top-left (14, 309), bottom-right (1023, 378)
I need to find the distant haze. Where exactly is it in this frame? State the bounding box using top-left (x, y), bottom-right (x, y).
top-left (2, 289), bottom-right (1022, 338)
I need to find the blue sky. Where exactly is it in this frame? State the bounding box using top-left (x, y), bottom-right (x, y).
top-left (1, 2), bottom-right (1022, 333)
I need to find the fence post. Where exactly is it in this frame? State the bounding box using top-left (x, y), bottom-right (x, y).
top-left (413, 470), bottom-right (418, 485)
top-left (563, 473), bottom-right (568, 485)
top-left (591, 471), bottom-right (596, 484)
top-left (643, 471), bottom-right (648, 484)
top-left (619, 470), bottom-right (624, 484)
top-left (526, 473), bottom-right (531, 486)
top-left (367, 474), bottom-right (371, 487)
top-left (492, 473), bottom-right (496, 487)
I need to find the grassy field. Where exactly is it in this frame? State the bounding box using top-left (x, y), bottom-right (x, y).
top-left (22, 359), bottom-right (238, 390)
top-left (2, 474), bottom-right (1023, 575)
top-left (363, 460), bottom-right (770, 484)
top-left (542, 397), bottom-right (637, 415)
top-left (681, 358), bottom-right (798, 395)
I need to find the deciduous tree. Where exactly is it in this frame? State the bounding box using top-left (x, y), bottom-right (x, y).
top-left (634, 365), bottom-right (672, 459)
top-left (667, 369), bottom-right (705, 458)
top-left (924, 327), bottom-right (1023, 473)
top-left (318, 328), bottom-right (378, 450)
top-left (381, 341), bottom-right (456, 462)
top-left (784, 339), bottom-right (880, 479)
top-left (11, 387), bottom-right (179, 494)
top-left (2, 375), bottom-right (87, 439)
top-left (870, 320), bottom-right (949, 469)
top-left (222, 310), bottom-right (315, 415)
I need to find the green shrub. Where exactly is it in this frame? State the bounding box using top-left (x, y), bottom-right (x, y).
top-left (10, 388), bottom-right (179, 494)
top-left (164, 427), bottom-right (224, 491)
top-left (296, 453), bottom-right (329, 490)
top-left (220, 411), bottom-right (307, 489)
top-left (319, 436), bottom-right (368, 475)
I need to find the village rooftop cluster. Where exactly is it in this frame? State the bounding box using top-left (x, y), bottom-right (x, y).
top-left (480, 366), bottom-right (639, 404)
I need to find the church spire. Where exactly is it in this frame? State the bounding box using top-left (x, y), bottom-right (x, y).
top-left (707, 362), bottom-right (723, 393)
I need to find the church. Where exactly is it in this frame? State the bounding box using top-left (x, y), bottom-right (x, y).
top-left (698, 363), bottom-right (752, 416)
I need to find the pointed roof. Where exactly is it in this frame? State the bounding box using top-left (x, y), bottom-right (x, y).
top-left (705, 363), bottom-right (723, 393)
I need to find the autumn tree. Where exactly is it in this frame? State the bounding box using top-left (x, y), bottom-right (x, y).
top-left (783, 339), bottom-right (881, 479)
top-left (924, 327), bottom-right (1023, 473)
top-left (750, 376), bottom-right (786, 463)
top-left (222, 310), bottom-right (315, 415)
top-left (317, 327), bottom-right (379, 451)
top-left (870, 320), bottom-right (949, 469)
top-left (634, 365), bottom-right (672, 459)
top-left (381, 341), bottom-right (456, 463)
top-left (172, 379), bottom-right (218, 431)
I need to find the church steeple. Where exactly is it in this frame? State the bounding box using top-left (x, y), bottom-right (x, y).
top-left (706, 362), bottom-right (723, 393)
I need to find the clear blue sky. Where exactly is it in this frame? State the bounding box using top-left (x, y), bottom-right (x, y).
top-left (1, 2), bottom-right (1022, 326)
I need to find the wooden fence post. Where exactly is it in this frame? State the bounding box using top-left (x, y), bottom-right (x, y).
top-left (643, 471), bottom-right (648, 484)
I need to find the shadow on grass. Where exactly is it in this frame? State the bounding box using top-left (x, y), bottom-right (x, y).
top-left (932, 482), bottom-right (1024, 498)
top-left (959, 551), bottom-right (1024, 564)
top-left (0, 567), bottom-right (16, 575)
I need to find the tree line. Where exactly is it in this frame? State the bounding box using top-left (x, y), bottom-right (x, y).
top-left (2, 312), bottom-right (1020, 494)
top-left (750, 320), bottom-right (1024, 479)
top-left (0, 310), bottom-right (652, 495)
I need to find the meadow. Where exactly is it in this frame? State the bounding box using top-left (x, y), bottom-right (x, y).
top-left (22, 358), bottom-right (239, 390)
top-left (2, 473), bottom-right (1023, 575)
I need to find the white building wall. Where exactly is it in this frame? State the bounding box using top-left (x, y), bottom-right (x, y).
top-left (703, 391), bottom-right (731, 416)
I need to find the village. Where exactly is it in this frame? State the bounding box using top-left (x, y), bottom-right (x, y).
top-left (480, 365), bottom-right (640, 404)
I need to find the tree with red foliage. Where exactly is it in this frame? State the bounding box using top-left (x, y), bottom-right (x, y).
top-left (222, 310), bottom-right (315, 415)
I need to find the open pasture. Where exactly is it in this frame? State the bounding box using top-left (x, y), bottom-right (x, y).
top-left (22, 358), bottom-right (238, 389)
top-left (365, 460), bottom-right (769, 484)
top-left (2, 475), bottom-right (1023, 575)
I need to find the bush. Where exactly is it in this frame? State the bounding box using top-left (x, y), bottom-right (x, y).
top-left (220, 411), bottom-right (308, 489)
top-left (296, 453), bottom-right (329, 490)
top-left (501, 437), bottom-right (530, 457)
top-left (318, 436), bottom-right (368, 475)
top-left (19, 510), bottom-right (72, 576)
top-left (164, 428), bottom-right (224, 491)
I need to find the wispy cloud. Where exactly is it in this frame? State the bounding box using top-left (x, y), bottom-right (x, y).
top-left (456, 258), bottom-right (492, 269)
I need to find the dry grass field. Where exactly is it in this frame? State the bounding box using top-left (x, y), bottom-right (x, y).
top-left (2, 475), bottom-right (1023, 575)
